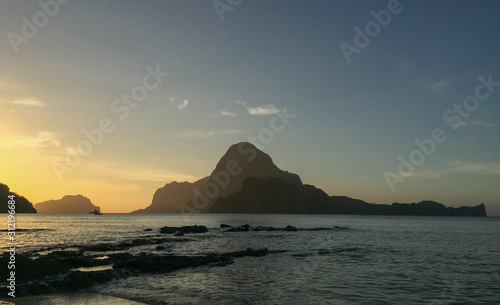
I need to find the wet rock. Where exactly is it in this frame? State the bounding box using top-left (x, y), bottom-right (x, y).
top-left (143, 228), bottom-right (153, 231)
top-left (174, 231), bottom-right (184, 236)
top-left (224, 225), bottom-right (298, 232)
top-left (60, 269), bottom-right (133, 291)
top-left (253, 226), bottom-right (277, 231)
top-left (220, 224), bottom-right (231, 228)
top-left (160, 225), bottom-right (208, 234)
top-left (230, 248), bottom-right (268, 258)
top-left (113, 248), bottom-right (270, 273)
top-left (18, 281), bottom-right (55, 296)
top-left (114, 254), bottom-right (231, 273)
top-left (156, 246), bottom-right (166, 250)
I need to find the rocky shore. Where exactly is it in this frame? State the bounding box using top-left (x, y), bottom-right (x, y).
top-left (0, 224), bottom-right (302, 298)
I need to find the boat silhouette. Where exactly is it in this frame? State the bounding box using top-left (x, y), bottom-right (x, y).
top-left (89, 209), bottom-right (102, 215)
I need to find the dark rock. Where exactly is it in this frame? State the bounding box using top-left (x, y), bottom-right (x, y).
top-left (160, 225), bottom-right (208, 234)
top-left (22, 281), bottom-right (55, 295)
top-left (230, 248), bottom-right (269, 257)
top-left (224, 225), bottom-right (298, 232)
top-left (284, 225), bottom-right (297, 231)
top-left (156, 246), bottom-right (166, 250)
top-left (220, 224), bottom-right (231, 228)
top-left (143, 228), bottom-right (153, 231)
top-left (60, 269), bottom-right (132, 291)
top-left (174, 232), bottom-right (184, 236)
top-left (113, 254), bottom-right (230, 273)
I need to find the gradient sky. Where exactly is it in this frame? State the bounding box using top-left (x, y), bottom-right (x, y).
top-left (1, 0), bottom-right (499, 215)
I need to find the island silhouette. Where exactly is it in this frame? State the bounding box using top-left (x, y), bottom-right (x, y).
top-left (34, 195), bottom-right (100, 214)
top-left (0, 183), bottom-right (36, 213)
top-left (133, 142), bottom-right (486, 216)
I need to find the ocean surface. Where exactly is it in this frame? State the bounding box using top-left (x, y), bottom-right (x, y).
top-left (2, 214), bottom-right (499, 304)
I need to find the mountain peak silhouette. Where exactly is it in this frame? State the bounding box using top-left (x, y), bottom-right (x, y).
top-left (133, 142), bottom-right (302, 213)
top-left (206, 142), bottom-right (302, 200)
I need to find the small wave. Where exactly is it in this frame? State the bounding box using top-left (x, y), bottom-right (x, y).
top-left (317, 247), bottom-right (363, 255)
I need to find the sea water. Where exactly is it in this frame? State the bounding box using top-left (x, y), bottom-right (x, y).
top-left (1, 214), bottom-right (499, 304)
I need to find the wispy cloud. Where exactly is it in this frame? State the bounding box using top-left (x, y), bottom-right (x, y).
top-left (220, 110), bottom-right (236, 117)
top-left (0, 131), bottom-right (60, 149)
top-left (448, 120), bottom-right (495, 129)
top-left (428, 79), bottom-right (454, 93)
top-left (210, 110), bottom-right (237, 117)
top-left (169, 95), bottom-right (189, 111)
top-left (236, 100), bottom-right (281, 116)
top-left (2, 96), bottom-right (46, 108)
top-left (247, 104), bottom-right (280, 115)
top-left (177, 99), bottom-right (189, 111)
top-left (178, 129), bottom-right (241, 139)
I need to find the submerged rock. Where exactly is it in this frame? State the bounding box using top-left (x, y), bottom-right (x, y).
top-left (230, 248), bottom-right (269, 257)
top-left (159, 225), bottom-right (208, 234)
top-left (224, 225), bottom-right (299, 232)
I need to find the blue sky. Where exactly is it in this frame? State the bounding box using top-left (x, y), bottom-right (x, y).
top-left (1, 0), bottom-right (499, 215)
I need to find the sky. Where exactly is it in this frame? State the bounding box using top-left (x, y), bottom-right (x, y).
top-left (1, 0), bottom-right (499, 215)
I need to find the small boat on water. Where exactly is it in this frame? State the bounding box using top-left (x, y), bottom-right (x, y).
top-left (90, 209), bottom-right (102, 215)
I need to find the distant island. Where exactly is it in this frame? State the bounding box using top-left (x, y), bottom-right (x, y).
top-left (0, 183), bottom-right (37, 213)
top-left (34, 195), bottom-right (100, 214)
top-left (133, 142), bottom-right (487, 217)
